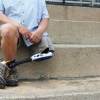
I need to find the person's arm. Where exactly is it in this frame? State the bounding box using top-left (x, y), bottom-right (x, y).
top-left (0, 0), bottom-right (30, 36)
top-left (36, 18), bottom-right (49, 35)
top-left (29, 0), bottom-right (49, 44)
top-left (0, 11), bottom-right (31, 36)
top-left (0, 11), bottom-right (19, 26)
top-left (29, 18), bottom-right (49, 43)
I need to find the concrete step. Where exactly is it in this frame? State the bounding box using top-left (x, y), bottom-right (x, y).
top-left (47, 5), bottom-right (100, 21)
top-left (0, 78), bottom-right (100, 100)
top-left (48, 19), bottom-right (100, 44)
top-left (0, 45), bottom-right (100, 80)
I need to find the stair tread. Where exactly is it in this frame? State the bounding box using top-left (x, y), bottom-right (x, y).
top-left (0, 78), bottom-right (100, 99)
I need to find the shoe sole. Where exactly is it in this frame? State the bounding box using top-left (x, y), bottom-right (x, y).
top-left (0, 84), bottom-right (5, 89)
top-left (6, 80), bottom-right (18, 86)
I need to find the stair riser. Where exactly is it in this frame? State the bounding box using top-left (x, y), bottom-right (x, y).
top-left (48, 5), bottom-right (100, 21)
top-left (48, 20), bottom-right (100, 44)
top-left (7, 46), bottom-right (100, 80)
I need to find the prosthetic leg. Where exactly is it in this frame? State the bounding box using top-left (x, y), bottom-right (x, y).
top-left (0, 48), bottom-right (54, 88)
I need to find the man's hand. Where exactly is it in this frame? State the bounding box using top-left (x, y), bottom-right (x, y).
top-left (18, 25), bottom-right (32, 38)
top-left (18, 18), bottom-right (49, 44)
top-left (29, 31), bottom-right (42, 44)
top-left (28, 19), bottom-right (49, 44)
top-left (18, 25), bottom-right (42, 44)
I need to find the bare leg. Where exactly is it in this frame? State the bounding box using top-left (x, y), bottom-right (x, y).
top-left (0, 23), bottom-right (19, 61)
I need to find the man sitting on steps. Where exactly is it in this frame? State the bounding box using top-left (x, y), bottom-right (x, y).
top-left (0, 0), bottom-right (54, 89)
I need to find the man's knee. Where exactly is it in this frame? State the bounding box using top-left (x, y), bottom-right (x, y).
top-left (0, 23), bottom-right (19, 39)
